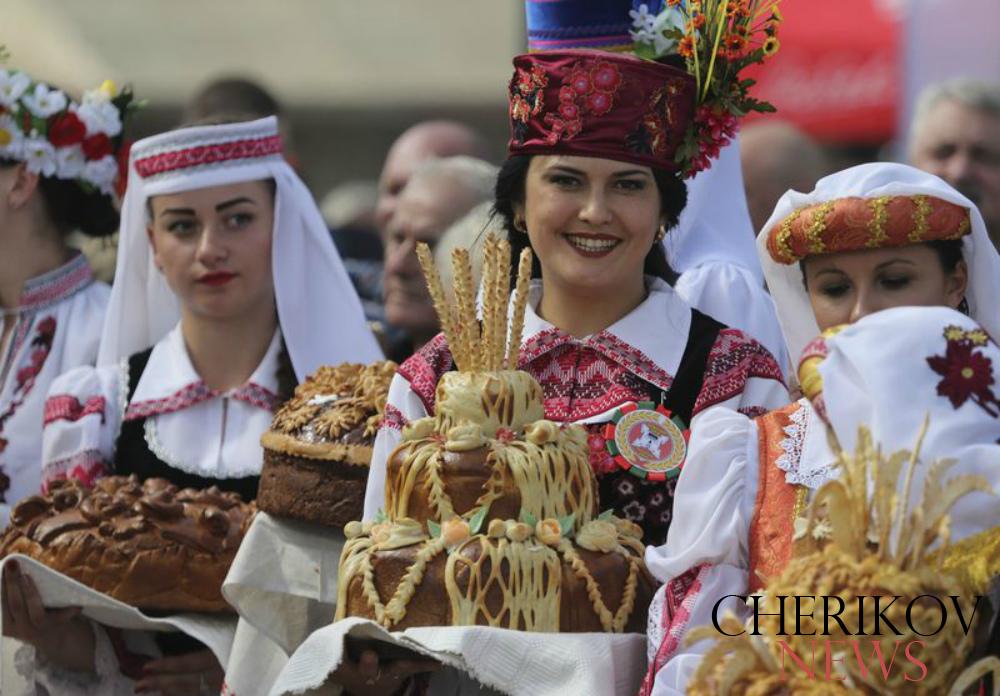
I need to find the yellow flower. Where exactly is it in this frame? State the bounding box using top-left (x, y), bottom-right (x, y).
top-left (535, 518), bottom-right (562, 546)
top-left (762, 36), bottom-right (780, 56)
top-left (441, 517), bottom-right (471, 548)
top-left (0, 128), bottom-right (11, 147)
top-left (771, 6), bottom-right (784, 23)
top-left (99, 80), bottom-right (118, 98)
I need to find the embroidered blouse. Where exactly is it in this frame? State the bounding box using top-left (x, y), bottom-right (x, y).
top-left (41, 324), bottom-right (282, 496)
top-left (363, 277), bottom-right (789, 547)
top-left (0, 253), bottom-right (108, 524)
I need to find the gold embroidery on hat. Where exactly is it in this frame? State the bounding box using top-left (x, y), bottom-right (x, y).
top-left (867, 195), bottom-right (891, 248)
top-left (773, 207), bottom-right (803, 264)
top-left (804, 201), bottom-right (835, 255)
top-left (910, 194), bottom-right (931, 243)
top-left (952, 214), bottom-right (971, 239)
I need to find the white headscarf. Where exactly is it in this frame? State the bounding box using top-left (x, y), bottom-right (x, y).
top-left (99, 117), bottom-right (382, 378)
top-left (758, 162), bottom-right (1000, 365)
top-left (666, 136), bottom-right (790, 376)
top-left (818, 305), bottom-right (1000, 547)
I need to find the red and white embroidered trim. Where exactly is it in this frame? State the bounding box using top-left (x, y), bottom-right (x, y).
top-left (42, 449), bottom-right (109, 492)
top-left (693, 329), bottom-right (786, 416)
top-left (133, 135), bottom-right (283, 179)
top-left (19, 254), bottom-right (94, 312)
top-left (125, 380), bottom-right (279, 421)
top-left (125, 382), bottom-right (216, 421)
top-left (381, 403), bottom-right (408, 431)
top-left (639, 563), bottom-right (708, 696)
top-left (44, 395), bottom-right (107, 426)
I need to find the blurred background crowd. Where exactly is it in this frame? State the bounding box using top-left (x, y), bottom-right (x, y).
top-left (5, 0), bottom-right (1000, 359)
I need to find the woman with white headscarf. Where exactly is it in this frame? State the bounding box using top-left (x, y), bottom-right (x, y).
top-left (641, 163), bottom-right (1000, 695)
top-left (4, 117), bottom-right (381, 695)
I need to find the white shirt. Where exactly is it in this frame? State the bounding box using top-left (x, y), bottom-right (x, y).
top-left (0, 253), bottom-right (108, 524)
top-left (41, 324), bottom-right (281, 489)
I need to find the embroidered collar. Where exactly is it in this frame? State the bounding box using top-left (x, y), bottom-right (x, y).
top-left (2, 253), bottom-right (94, 318)
top-left (125, 325), bottom-right (281, 421)
top-left (518, 276), bottom-right (692, 393)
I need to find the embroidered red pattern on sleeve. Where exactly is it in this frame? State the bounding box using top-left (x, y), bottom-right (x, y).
top-left (639, 563), bottom-right (708, 696)
top-left (44, 395), bottom-right (107, 425)
top-left (693, 329), bottom-right (786, 416)
top-left (381, 403), bottom-right (408, 431)
top-left (41, 449), bottom-right (110, 492)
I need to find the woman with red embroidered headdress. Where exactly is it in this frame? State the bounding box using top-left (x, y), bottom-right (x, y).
top-left (1, 117), bottom-right (382, 695)
top-left (641, 162), bottom-right (1000, 695)
top-left (362, 4), bottom-right (790, 552)
top-left (0, 68), bottom-right (134, 526)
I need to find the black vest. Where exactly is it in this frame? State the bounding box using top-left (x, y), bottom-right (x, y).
top-left (113, 349), bottom-right (260, 502)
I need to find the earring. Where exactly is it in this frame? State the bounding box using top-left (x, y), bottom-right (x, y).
top-left (513, 217), bottom-right (527, 234)
top-left (654, 225), bottom-right (666, 243)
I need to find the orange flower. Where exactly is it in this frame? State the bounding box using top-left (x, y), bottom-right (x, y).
top-left (442, 517), bottom-right (471, 547)
top-left (679, 35), bottom-right (696, 58)
top-left (688, 12), bottom-right (706, 30)
top-left (725, 33), bottom-right (748, 53)
top-left (666, 0), bottom-right (683, 5)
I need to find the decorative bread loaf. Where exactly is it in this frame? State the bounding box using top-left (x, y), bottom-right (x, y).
top-left (258, 361), bottom-right (397, 527)
top-left (0, 476), bottom-right (253, 613)
top-left (336, 236), bottom-right (655, 633)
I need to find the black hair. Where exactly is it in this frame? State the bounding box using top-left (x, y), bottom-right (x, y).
top-left (800, 238), bottom-right (967, 287)
top-left (491, 154), bottom-right (686, 288)
top-left (183, 78), bottom-right (281, 124)
top-left (275, 338), bottom-right (298, 403)
top-left (1, 158), bottom-right (119, 237)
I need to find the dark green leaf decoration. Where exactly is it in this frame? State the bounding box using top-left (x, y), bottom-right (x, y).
top-left (519, 509), bottom-right (538, 528)
top-left (468, 507), bottom-right (488, 535)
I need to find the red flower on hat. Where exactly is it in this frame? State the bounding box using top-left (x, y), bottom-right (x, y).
top-left (82, 133), bottom-right (113, 161)
top-left (48, 112), bottom-right (86, 147)
top-left (567, 66), bottom-right (593, 96)
top-left (927, 327), bottom-right (1000, 417)
top-left (591, 63), bottom-right (621, 93)
top-left (587, 92), bottom-right (613, 116)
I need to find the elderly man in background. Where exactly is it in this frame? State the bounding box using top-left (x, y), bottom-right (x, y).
top-left (382, 156), bottom-right (498, 360)
top-left (909, 79), bottom-right (1000, 249)
top-left (375, 120), bottom-right (489, 233)
top-left (740, 120), bottom-right (830, 234)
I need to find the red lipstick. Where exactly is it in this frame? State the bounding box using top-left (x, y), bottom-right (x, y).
top-left (197, 272), bottom-right (237, 287)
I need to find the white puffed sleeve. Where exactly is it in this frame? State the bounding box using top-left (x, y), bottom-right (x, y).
top-left (675, 262), bottom-right (791, 381)
top-left (40, 361), bottom-right (127, 491)
top-left (362, 372), bottom-right (430, 522)
top-left (642, 407), bottom-right (759, 696)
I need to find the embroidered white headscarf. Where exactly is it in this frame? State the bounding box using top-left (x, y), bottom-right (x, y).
top-left (99, 117), bottom-right (382, 378)
top-left (818, 305), bottom-right (1000, 548)
top-left (757, 162), bottom-right (1000, 364)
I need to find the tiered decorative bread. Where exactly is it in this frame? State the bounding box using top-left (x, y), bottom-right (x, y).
top-left (336, 236), bottom-right (655, 633)
top-left (687, 422), bottom-right (1000, 695)
top-left (0, 476), bottom-right (253, 613)
top-left (258, 360), bottom-right (397, 528)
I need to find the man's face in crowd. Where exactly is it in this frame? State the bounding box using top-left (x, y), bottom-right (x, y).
top-left (911, 99), bottom-right (1000, 247)
top-left (382, 177), bottom-right (473, 337)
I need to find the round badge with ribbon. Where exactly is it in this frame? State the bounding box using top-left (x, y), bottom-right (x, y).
top-left (603, 401), bottom-right (689, 481)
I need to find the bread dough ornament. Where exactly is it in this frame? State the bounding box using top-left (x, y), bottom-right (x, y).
top-left (336, 236), bottom-right (656, 633)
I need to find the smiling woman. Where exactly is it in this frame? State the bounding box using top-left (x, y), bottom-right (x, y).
top-left (9, 117), bottom-right (383, 695)
top-left (363, 50), bottom-right (790, 553)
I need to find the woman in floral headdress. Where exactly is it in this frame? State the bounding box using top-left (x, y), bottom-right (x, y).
top-left (642, 163), bottom-right (1000, 694)
top-left (1, 116), bottom-right (382, 695)
top-left (0, 67), bottom-right (134, 525)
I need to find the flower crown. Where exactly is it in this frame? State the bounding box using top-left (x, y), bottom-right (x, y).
top-left (0, 66), bottom-right (138, 198)
top-left (629, 0), bottom-right (782, 176)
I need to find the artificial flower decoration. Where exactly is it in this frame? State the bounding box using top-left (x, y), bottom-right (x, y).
top-left (0, 66), bottom-right (138, 198)
top-left (629, 0), bottom-right (782, 175)
top-left (927, 325), bottom-right (1000, 418)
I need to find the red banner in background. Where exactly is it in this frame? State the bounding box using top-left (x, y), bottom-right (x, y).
top-left (745, 0), bottom-right (901, 144)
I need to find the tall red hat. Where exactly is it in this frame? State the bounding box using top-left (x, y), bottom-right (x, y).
top-left (507, 50), bottom-right (695, 175)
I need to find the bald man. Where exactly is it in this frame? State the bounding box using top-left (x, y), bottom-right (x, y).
top-left (740, 120), bottom-right (829, 234)
top-left (375, 120), bottom-right (489, 233)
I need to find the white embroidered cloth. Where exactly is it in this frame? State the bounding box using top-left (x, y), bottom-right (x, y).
top-left (0, 555), bottom-right (236, 692)
top-left (269, 617), bottom-right (647, 696)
